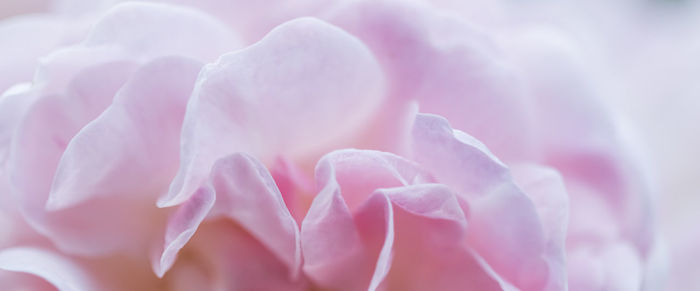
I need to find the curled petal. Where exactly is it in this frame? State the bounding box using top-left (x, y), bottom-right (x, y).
top-left (303, 149), bottom-right (429, 290)
top-left (301, 157), bottom-right (365, 290)
top-left (314, 149), bottom-right (433, 210)
top-left (410, 113), bottom-right (508, 197)
top-left (153, 187), bottom-right (215, 278)
top-left (155, 153), bottom-right (301, 280)
top-left (357, 185), bottom-right (502, 291)
top-left (164, 17), bottom-right (386, 207)
top-left (512, 164), bottom-right (570, 290)
top-left (269, 157), bottom-right (315, 222)
top-left (208, 153), bottom-right (301, 278)
top-left (9, 61), bottom-right (142, 255)
top-left (48, 56), bottom-right (203, 210)
top-left (303, 149), bottom-right (502, 290)
top-left (0, 247), bottom-right (97, 291)
top-left (410, 113), bottom-right (550, 290)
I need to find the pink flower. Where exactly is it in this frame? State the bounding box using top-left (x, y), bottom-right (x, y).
top-left (0, 1), bottom-right (665, 290)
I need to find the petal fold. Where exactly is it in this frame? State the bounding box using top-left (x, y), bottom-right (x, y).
top-left (302, 149), bottom-right (501, 290)
top-left (48, 56), bottom-right (203, 210)
top-left (409, 113), bottom-right (550, 290)
top-left (208, 153), bottom-right (302, 278)
top-left (512, 164), bottom-right (570, 290)
top-left (163, 17), bottom-right (385, 207)
top-left (155, 153), bottom-right (301, 280)
top-left (0, 247), bottom-right (97, 291)
top-left (356, 184), bottom-right (503, 291)
top-left (302, 149), bottom-right (427, 290)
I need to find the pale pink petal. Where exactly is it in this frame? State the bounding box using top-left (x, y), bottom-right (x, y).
top-left (163, 259), bottom-right (215, 291)
top-left (163, 17), bottom-right (386, 207)
top-left (179, 220), bottom-right (309, 290)
top-left (302, 149), bottom-right (442, 290)
top-left (11, 61), bottom-right (136, 195)
top-left (409, 113), bottom-right (549, 290)
top-left (303, 148), bottom-right (503, 290)
top-left (0, 15), bottom-right (80, 93)
top-left (207, 153), bottom-right (301, 278)
top-left (327, 0), bottom-right (534, 162)
top-left (48, 56), bottom-right (203, 210)
top-left (0, 270), bottom-right (56, 291)
top-left (7, 61), bottom-right (155, 255)
top-left (410, 114), bottom-right (508, 196)
top-left (511, 164), bottom-right (570, 291)
top-left (157, 0), bottom-right (345, 43)
top-left (155, 153), bottom-right (302, 280)
top-left (269, 157), bottom-right (315, 222)
top-left (565, 182), bottom-right (619, 246)
top-left (354, 193), bottom-right (394, 291)
top-left (302, 149), bottom-right (428, 290)
top-left (356, 184), bottom-right (503, 291)
top-left (153, 187), bottom-right (215, 278)
top-left (31, 1), bottom-right (240, 93)
top-left (0, 97), bottom-right (42, 246)
top-left (502, 30), bottom-right (654, 254)
top-left (82, 2), bottom-right (240, 62)
top-left (33, 46), bottom-right (134, 93)
top-left (0, 247), bottom-right (97, 290)
top-left (0, 84), bottom-right (37, 177)
top-left (313, 149), bottom-right (433, 211)
top-left (301, 154), bottom-right (366, 290)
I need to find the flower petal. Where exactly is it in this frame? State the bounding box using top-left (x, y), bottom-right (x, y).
top-left (179, 220), bottom-right (309, 290)
top-left (153, 186), bottom-right (215, 278)
top-left (8, 60), bottom-right (164, 256)
top-left (0, 247), bottom-right (97, 291)
top-left (0, 15), bottom-right (79, 93)
top-left (409, 113), bottom-right (549, 290)
top-left (303, 148), bottom-right (503, 290)
top-left (208, 153), bottom-right (301, 278)
top-left (0, 270), bottom-right (56, 291)
top-left (83, 2), bottom-right (240, 61)
top-left (328, 0), bottom-right (534, 162)
top-left (155, 153), bottom-right (302, 279)
top-left (163, 17), bottom-right (386, 207)
top-left (158, 0), bottom-right (343, 43)
top-left (511, 164), bottom-right (570, 291)
top-left (304, 149), bottom-right (496, 290)
top-left (357, 184), bottom-right (503, 291)
top-left (269, 157), bottom-right (315, 222)
top-left (48, 56), bottom-right (203, 210)
top-left (503, 29), bottom-right (654, 254)
top-left (313, 149), bottom-right (433, 211)
top-left (300, 154), bottom-right (366, 290)
top-left (302, 149), bottom-right (428, 290)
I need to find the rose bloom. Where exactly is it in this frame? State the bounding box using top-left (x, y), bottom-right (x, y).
top-left (0, 0), bottom-right (669, 290)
